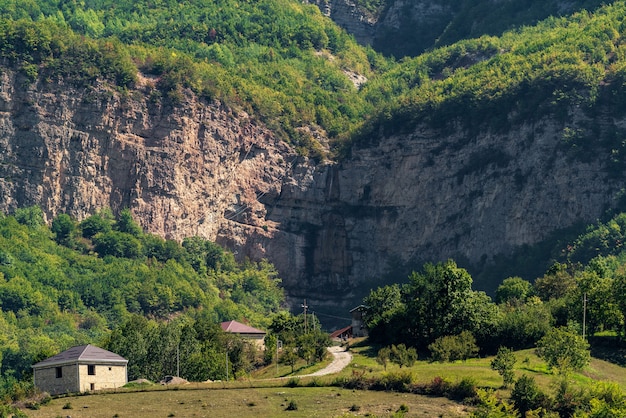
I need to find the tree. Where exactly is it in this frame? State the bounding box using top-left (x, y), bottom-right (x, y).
top-left (363, 284), bottom-right (405, 345)
top-left (534, 263), bottom-right (577, 301)
top-left (496, 277), bottom-right (532, 305)
top-left (490, 346), bottom-right (516, 388)
top-left (404, 260), bottom-right (480, 348)
top-left (280, 345), bottom-right (299, 374)
top-left (428, 331), bottom-right (479, 363)
top-left (376, 346), bottom-right (391, 371)
top-left (80, 212), bottom-right (113, 238)
top-left (51, 213), bottom-right (76, 247)
top-left (13, 206), bottom-right (44, 228)
top-left (511, 375), bottom-right (546, 416)
top-left (116, 208), bottom-right (142, 236)
top-left (535, 327), bottom-right (590, 374)
top-left (389, 344), bottom-right (417, 368)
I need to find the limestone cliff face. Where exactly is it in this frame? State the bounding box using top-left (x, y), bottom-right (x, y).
top-left (0, 68), bottom-right (624, 316)
top-left (267, 115), bottom-right (625, 310)
top-left (0, 69), bottom-right (300, 258)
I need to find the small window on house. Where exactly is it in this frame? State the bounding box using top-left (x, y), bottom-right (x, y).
top-left (90, 383), bottom-right (95, 391)
top-left (55, 367), bottom-right (62, 378)
top-left (108, 367), bottom-right (112, 371)
top-left (88, 365), bottom-right (95, 375)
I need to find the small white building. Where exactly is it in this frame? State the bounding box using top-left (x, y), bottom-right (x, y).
top-left (32, 344), bottom-right (128, 395)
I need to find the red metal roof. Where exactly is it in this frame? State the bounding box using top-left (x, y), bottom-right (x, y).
top-left (32, 344), bottom-right (127, 368)
top-left (330, 325), bottom-right (352, 339)
top-left (220, 320), bottom-right (266, 335)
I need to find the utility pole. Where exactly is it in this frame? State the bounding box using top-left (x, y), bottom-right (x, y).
top-left (276, 339), bottom-right (282, 376)
top-left (177, 343), bottom-right (180, 377)
top-left (582, 292), bottom-right (587, 339)
top-left (302, 299), bottom-right (308, 334)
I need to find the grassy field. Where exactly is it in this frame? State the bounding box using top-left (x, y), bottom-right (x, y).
top-left (24, 386), bottom-right (470, 417)
top-left (21, 341), bottom-right (626, 417)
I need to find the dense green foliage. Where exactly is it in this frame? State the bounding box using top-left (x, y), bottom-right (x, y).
top-left (0, 207), bottom-right (285, 394)
top-left (362, 211), bottom-right (626, 360)
top-left (354, 1), bottom-right (626, 155)
top-left (370, 0), bottom-right (609, 58)
top-left (4, 0), bottom-right (626, 166)
top-left (0, 0), bottom-right (382, 157)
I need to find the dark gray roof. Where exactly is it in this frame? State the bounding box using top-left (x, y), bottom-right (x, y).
top-left (32, 344), bottom-right (128, 368)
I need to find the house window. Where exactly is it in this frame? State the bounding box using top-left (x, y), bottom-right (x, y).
top-left (55, 367), bottom-right (62, 378)
top-left (88, 365), bottom-right (96, 375)
top-left (90, 383), bottom-right (95, 391)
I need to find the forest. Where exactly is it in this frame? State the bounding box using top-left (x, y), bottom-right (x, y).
top-left (1, 0), bottom-right (626, 167)
top-left (0, 207), bottom-right (330, 406)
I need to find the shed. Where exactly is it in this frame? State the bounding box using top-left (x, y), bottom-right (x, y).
top-left (330, 325), bottom-right (352, 341)
top-left (32, 344), bottom-right (128, 395)
top-left (221, 320), bottom-right (266, 348)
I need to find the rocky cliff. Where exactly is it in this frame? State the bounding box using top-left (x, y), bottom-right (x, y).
top-left (0, 68), bottom-right (624, 319)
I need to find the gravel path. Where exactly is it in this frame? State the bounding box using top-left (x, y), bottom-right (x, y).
top-left (297, 346), bottom-right (352, 377)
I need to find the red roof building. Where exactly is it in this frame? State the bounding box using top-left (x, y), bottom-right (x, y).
top-left (220, 320), bottom-right (266, 347)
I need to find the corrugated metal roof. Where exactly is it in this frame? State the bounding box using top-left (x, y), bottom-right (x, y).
top-left (32, 344), bottom-right (128, 368)
top-left (220, 320), bottom-right (266, 335)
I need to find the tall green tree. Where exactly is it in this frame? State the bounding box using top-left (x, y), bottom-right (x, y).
top-left (490, 346), bottom-right (516, 388)
top-left (535, 327), bottom-right (590, 374)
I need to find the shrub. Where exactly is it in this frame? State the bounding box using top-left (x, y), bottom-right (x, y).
top-left (285, 399), bottom-right (298, 411)
top-left (511, 375), bottom-right (547, 416)
top-left (450, 377), bottom-right (478, 402)
top-left (426, 376), bottom-right (451, 396)
top-left (429, 331), bottom-right (479, 362)
top-left (379, 370), bottom-right (413, 392)
top-left (285, 377), bottom-right (300, 388)
top-left (490, 346), bottom-right (516, 387)
top-left (389, 344), bottom-right (418, 368)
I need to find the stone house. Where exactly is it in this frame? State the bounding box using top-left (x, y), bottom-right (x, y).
top-left (32, 344), bottom-right (128, 395)
top-left (220, 320), bottom-right (266, 348)
top-left (350, 305), bottom-right (368, 338)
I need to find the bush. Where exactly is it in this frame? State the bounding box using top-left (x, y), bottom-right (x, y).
top-left (425, 376), bottom-right (451, 396)
top-left (429, 331), bottom-right (479, 362)
top-left (450, 377), bottom-right (478, 402)
top-left (511, 375), bottom-right (547, 416)
top-left (285, 399), bottom-right (298, 411)
top-left (379, 370), bottom-right (413, 392)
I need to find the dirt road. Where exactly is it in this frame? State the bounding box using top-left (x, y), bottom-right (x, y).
top-left (298, 346), bottom-right (352, 377)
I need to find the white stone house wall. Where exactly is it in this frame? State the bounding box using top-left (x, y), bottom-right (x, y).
top-left (34, 362), bottom-right (127, 396)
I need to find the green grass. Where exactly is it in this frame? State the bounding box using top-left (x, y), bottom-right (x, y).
top-left (24, 386), bottom-right (469, 418)
top-left (21, 342), bottom-right (626, 417)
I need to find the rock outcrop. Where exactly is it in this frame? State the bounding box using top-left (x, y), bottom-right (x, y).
top-left (0, 68), bottom-right (624, 318)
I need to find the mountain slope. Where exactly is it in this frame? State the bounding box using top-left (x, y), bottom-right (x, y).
top-left (2, 1), bottom-right (626, 317)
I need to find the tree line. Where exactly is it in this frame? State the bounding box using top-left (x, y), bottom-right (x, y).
top-left (0, 206), bottom-right (291, 400)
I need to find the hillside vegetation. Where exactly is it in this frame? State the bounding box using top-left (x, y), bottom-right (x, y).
top-left (368, 0), bottom-right (611, 58)
top-left (0, 207), bottom-right (285, 389)
top-left (4, 0), bottom-right (626, 166)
